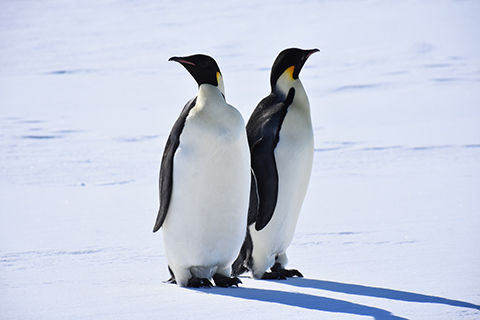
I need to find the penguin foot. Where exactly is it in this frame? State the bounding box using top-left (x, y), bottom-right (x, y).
top-left (213, 274), bottom-right (242, 287)
top-left (164, 276), bottom-right (177, 284)
top-left (261, 271), bottom-right (287, 280)
top-left (271, 262), bottom-right (303, 278)
top-left (186, 277), bottom-right (213, 288)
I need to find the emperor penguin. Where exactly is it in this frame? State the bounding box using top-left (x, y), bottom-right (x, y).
top-left (153, 54), bottom-right (251, 288)
top-left (232, 48), bottom-right (319, 280)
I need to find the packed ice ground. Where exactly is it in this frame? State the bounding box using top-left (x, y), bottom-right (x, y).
top-left (1, 0), bottom-right (479, 319)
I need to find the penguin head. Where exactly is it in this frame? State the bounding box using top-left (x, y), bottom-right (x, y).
top-left (169, 54), bottom-right (225, 95)
top-left (269, 48), bottom-right (319, 92)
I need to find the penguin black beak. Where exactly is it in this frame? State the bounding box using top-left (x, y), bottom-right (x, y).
top-left (292, 48), bottom-right (320, 79)
top-left (305, 48), bottom-right (320, 60)
top-left (169, 56), bottom-right (196, 66)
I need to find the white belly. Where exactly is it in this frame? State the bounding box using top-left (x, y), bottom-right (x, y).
top-left (162, 85), bottom-right (250, 280)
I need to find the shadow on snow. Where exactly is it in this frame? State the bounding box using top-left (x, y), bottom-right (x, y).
top-left (203, 286), bottom-right (406, 320)
top-left (199, 278), bottom-right (479, 319)
top-left (286, 278), bottom-right (480, 310)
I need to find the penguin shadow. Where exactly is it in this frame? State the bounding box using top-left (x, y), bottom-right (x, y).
top-left (197, 278), bottom-right (479, 319)
top-left (285, 278), bottom-right (480, 311)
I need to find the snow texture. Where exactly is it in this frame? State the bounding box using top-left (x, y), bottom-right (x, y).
top-left (1, 0), bottom-right (479, 319)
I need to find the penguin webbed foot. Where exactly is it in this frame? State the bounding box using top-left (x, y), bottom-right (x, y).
top-left (165, 276), bottom-right (177, 284)
top-left (271, 262), bottom-right (303, 278)
top-left (187, 277), bottom-right (213, 288)
top-left (213, 274), bottom-right (242, 287)
top-left (261, 271), bottom-right (287, 280)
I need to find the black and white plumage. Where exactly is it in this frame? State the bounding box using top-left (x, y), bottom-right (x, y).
top-left (232, 48), bottom-right (319, 280)
top-left (153, 54), bottom-right (250, 288)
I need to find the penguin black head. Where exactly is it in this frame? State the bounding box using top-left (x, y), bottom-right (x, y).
top-left (269, 48), bottom-right (319, 91)
top-left (169, 54), bottom-right (225, 94)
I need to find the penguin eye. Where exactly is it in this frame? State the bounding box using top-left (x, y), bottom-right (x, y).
top-left (199, 61), bottom-right (209, 68)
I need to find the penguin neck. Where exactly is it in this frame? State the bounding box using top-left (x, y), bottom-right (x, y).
top-left (195, 83), bottom-right (227, 111)
top-left (273, 72), bottom-right (309, 111)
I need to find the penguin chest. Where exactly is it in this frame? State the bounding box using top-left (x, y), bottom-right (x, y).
top-left (275, 104), bottom-right (314, 205)
top-left (163, 94), bottom-right (250, 268)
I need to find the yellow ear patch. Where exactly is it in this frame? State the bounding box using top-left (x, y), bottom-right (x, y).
top-left (285, 66), bottom-right (295, 80)
top-left (216, 71), bottom-right (226, 95)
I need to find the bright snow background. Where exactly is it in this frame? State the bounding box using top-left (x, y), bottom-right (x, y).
top-left (1, 0), bottom-right (479, 319)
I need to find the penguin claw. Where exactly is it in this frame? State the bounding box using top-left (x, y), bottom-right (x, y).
top-left (213, 274), bottom-right (242, 287)
top-left (261, 271), bottom-right (287, 280)
top-left (164, 276), bottom-right (177, 284)
top-left (289, 269), bottom-right (304, 277)
top-left (187, 277), bottom-right (213, 288)
top-left (271, 263), bottom-right (303, 278)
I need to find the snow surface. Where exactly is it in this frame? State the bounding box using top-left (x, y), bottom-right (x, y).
top-left (1, 0), bottom-right (479, 319)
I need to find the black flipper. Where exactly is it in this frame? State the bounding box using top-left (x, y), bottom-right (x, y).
top-left (250, 137), bottom-right (278, 230)
top-left (246, 88), bottom-right (295, 231)
top-left (153, 97), bottom-right (197, 232)
top-left (247, 169), bottom-right (259, 226)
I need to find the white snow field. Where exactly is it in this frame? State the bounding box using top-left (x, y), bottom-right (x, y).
top-left (1, 0), bottom-right (479, 319)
